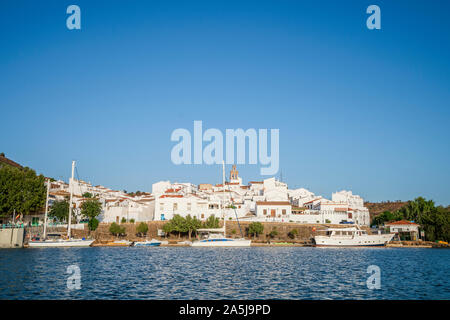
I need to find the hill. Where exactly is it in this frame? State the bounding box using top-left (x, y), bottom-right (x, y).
top-left (364, 201), bottom-right (408, 220)
top-left (0, 153), bottom-right (22, 169)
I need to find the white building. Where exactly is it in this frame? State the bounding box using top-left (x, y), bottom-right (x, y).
top-left (50, 164), bottom-right (371, 226)
top-left (385, 220), bottom-right (420, 240)
top-left (289, 188), bottom-right (316, 207)
top-left (255, 201), bottom-right (292, 221)
top-left (100, 198), bottom-right (155, 223)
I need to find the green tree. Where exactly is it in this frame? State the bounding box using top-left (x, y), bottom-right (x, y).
top-left (162, 221), bottom-right (174, 238)
top-left (371, 210), bottom-right (402, 227)
top-left (49, 199), bottom-right (70, 222)
top-left (248, 222), bottom-right (264, 239)
top-left (136, 222), bottom-right (149, 237)
top-left (399, 197), bottom-right (435, 222)
top-left (172, 214), bottom-right (188, 238)
top-left (80, 198), bottom-right (102, 231)
top-left (81, 198), bottom-right (101, 220)
top-left (185, 214), bottom-right (202, 239)
top-left (203, 215), bottom-right (220, 228)
top-left (160, 215), bottom-right (197, 239)
top-left (371, 198), bottom-right (450, 242)
top-left (121, 217), bottom-right (127, 223)
top-left (88, 218), bottom-right (99, 231)
top-left (82, 192), bottom-right (93, 198)
top-left (0, 165), bottom-right (46, 217)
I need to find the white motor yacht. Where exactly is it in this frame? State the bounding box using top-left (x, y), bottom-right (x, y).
top-left (314, 226), bottom-right (394, 247)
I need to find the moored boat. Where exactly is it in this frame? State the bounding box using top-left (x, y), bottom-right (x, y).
top-left (102, 240), bottom-right (133, 247)
top-left (28, 238), bottom-right (94, 248)
top-left (133, 239), bottom-right (161, 247)
top-left (191, 229), bottom-right (251, 247)
top-left (191, 162), bottom-right (251, 248)
top-left (28, 161), bottom-right (94, 248)
top-left (314, 226), bottom-right (394, 247)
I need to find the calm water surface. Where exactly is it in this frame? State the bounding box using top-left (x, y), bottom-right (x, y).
top-left (0, 247), bottom-right (449, 299)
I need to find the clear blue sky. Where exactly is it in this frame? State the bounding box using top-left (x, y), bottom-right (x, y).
top-left (1, 0), bottom-right (449, 205)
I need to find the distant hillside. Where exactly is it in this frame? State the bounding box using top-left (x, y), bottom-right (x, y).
top-left (364, 201), bottom-right (408, 220)
top-left (0, 153), bottom-right (22, 169)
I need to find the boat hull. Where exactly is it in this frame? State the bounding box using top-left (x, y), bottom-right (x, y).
top-left (101, 241), bottom-right (132, 247)
top-left (191, 239), bottom-right (251, 247)
top-left (28, 239), bottom-right (94, 248)
top-left (134, 242), bottom-right (161, 247)
top-left (314, 234), bottom-right (394, 247)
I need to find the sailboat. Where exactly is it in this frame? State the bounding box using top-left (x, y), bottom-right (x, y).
top-left (191, 162), bottom-right (251, 247)
top-left (28, 161), bottom-right (94, 248)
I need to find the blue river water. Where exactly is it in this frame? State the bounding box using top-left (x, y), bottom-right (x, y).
top-left (0, 247), bottom-right (449, 300)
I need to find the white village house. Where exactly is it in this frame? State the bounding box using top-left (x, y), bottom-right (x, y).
top-left (385, 220), bottom-right (420, 240)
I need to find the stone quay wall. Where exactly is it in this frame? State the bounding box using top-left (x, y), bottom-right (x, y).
top-left (42, 221), bottom-right (367, 244)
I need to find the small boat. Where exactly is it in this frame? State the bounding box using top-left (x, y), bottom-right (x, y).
top-left (102, 240), bottom-right (133, 247)
top-left (191, 231), bottom-right (251, 247)
top-left (314, 226), bottom-right (394, 247)
top-left (133, 239), bottom-right (162, 247)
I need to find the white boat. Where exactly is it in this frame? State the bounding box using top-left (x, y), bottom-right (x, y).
top-left (314, 226), bottom-right (394, 247)
top-left (28, 238), bottom-right (94, 248)
top-left (133, 239), bottom-right (161, 247)
top-left (28, 161), bottom-right (94, 248)
top-left (191, 230), bottom-right (251, 247)
top-left (191, 162), bottom-right (251, 248)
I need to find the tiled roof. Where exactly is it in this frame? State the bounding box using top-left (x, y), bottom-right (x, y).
top-left (303, 198), bottom-right (322, 205)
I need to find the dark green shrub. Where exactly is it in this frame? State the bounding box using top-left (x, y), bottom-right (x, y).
top-left (136, 222), bottom-right (149, 236)
top-left (110, 222), bottom-right (125, 236)
top-left (288, 229), bottom-right (298, 239)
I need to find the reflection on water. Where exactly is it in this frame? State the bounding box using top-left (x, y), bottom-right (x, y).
top-left (0, 247), bottom-right (449, 299)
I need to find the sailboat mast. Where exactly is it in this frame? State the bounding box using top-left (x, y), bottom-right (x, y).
top-left (68, 160), bottom-right (75, 238)
top-left (222, 160), bottom-right (226, 233)
top-left (43, 178), bottom-right (50, 239)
